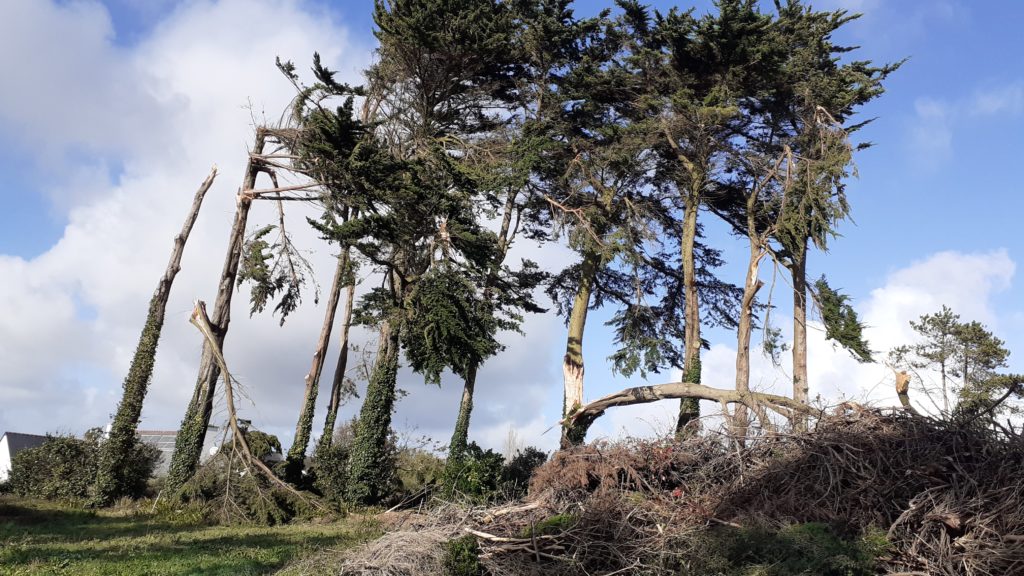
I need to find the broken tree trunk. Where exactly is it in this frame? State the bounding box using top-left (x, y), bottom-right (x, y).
top-left (189, 300), bottom-right (321, 512)
top-left (315, 246), bottom-right (356, 457)
top-left (563, 381), bottom-right (814, 442)
top-left (285, 244), bottom-right (349, 479)
top-left (166, 130), bottom-right (267, 493)
top-left (94, 166), bottom-right (218, 505)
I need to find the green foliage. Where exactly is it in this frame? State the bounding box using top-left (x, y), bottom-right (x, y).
top-left (345, 336), bottom-right (402, 505)
top-left (814, 276), bottom-right (873, 362)
top-left (396, 448), bottom-right (446, 495)
top-left (243, 430), bottom-right (283, 461)
top-left (94, 297), bottom-right (166, 505)
top-left (500, 446), bottom-right (547, 499)
top-left (402, 269), bottom-right (502, 384)
top-left (519, 513), bottom-right (576, 538)
top-left (237, 224), bottom-right (317, 325)
top-left (441, 535), bottom-right (483, 576)
top-left (685, 523), bottom-right (888, 576)
top-left (890, 305), bottom-right (1014, 413)
top-left (10, 433), bottom-right (156, 504)
top-left (443, 442), bottom-right (505, 499)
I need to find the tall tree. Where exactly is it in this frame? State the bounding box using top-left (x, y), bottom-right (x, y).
top-left (890, 306), bottom-right (1011, 414)
top-left (767, 2), bottom-right (898, 424)
top-left (94, 168), bottom-right (217, 505)
top-left (166, 132), bottom-right (268, 493)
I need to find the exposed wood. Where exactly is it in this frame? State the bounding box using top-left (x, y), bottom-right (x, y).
top-left (167, 130), bottom-right (267, 490)
top-left (287, 244), bottom-right (349, 471)
top-left (564, 380), bottom-right (814, 440)
top-left (189, 300), bottom-right (321, 508)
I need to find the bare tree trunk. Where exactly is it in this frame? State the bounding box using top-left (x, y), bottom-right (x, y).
top-left (94, 167), bottom-right (218, 505)
top-left (285, 244), bottom-right (349, 479)
top-left (734, 230), bottom-right (765, 441)
top-left (167, 130), bottom-right (266, 492)
top-left (677, 192), bottom-right (702, 437)
top-left (316, 246), bottom-right (356, 456)
top-left (561, 247), bottom-right (601, 448)
top-left (791, 240), bottom-right (809, 431)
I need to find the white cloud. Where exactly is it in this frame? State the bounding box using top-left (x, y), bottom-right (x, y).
top-left (970, 82), bottom-right (1024, 117)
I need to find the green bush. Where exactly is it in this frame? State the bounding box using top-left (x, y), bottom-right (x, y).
top-left (683, 522), bottom-right (888, 576)
top-left (8, 435), bottom-right (98, 501)
top-left (442, 535), bottom-right (483, 576)
top-left (396, 448), bottom-right (445, 494)
top-left (500, 446), bottom-right (547, 498)
top-left (444, 442), bottom-right (505, 499)
top-left (312, 418), bottom-right (398, 506)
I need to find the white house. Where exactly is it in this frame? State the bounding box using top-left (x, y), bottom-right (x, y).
top-left (0, 432), bottom-right (49, 482)
top-left (138, 426), bottom-right (223, 476)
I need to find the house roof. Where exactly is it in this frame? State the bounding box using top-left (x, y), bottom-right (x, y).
top-left (2, 432), bottom-right (49, 455)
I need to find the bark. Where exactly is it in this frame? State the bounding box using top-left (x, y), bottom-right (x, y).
top-left (791, 240), bottom-right (809, 431)
top-left (285, 245), bottom-right (349, 478)
top-left (316, 246), bottom-right (356, 456)
top-left (734, 199), bottom-right (766, 441)
top-left (561, 247), bottom-right (602, 448)
top-left (94, 167), bottom-right (217, 505)
top-left (445, 364), bottom-right (477, 472)
top-left (677, 191), bottom-right (702, 437)
top-left (895, 370), bottom-right (915, 413)
top-left (565, 380), bottom-right (812, 442)
top-left (345, 320), bottom-right (402, 504)
top-left (167, 130), bottom-right (266, 492)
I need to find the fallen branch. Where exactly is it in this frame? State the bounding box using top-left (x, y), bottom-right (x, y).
top-left (189, 300), bottom-right (324, 511)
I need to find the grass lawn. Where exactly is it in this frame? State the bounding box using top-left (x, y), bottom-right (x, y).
top-left (0, 496), bottom-right (378, 576)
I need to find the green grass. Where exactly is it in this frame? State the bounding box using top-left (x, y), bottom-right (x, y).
top-left (0, 496), bottom-right (378, 576)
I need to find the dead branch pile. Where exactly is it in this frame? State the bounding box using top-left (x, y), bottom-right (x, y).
top-left (332, 408), bottom-right (1024, 575)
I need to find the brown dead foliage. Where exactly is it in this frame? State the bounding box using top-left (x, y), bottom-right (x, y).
top-left (333, 408), bottom-right (1024, 575)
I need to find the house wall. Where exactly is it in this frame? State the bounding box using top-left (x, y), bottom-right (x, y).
top-left (0, 435), bottom-right (11, 483)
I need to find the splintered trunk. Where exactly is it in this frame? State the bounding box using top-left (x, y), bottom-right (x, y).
top-left (94, 167), bottom-right (218, 504)
top-left (166, 131), bottom-right (266, 492)
top-left (561, 247), bottom-right (602, 448)
top-left (677, 194), bottom-right (702, 437)
top-left (315, 247), bottom-right (356, 456)
top-left (734, 216), bottom-right (765, 441)
top-left (345, 320), bottom-right (402, 505)
top-left (791, 240), bottom-right (809, 431)
top-left (285, 246), bottom-right (349, 478)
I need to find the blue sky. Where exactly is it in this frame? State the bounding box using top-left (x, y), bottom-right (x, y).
top-left (1, 0), bottom-right (1022, 450)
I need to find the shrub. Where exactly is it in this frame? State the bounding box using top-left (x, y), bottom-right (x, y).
top-left (396, 448), bottom-right (445, 494)
top-left (8, 435), bottom-right (98, 501)
top-left (500, 446), bottom-right (547, 498)
top-left (442, 535), bottom-right (483, 576)
top-left (444, 442), bottom-right (505, 499)
top-left (312, 418), bottom-right (398, 507)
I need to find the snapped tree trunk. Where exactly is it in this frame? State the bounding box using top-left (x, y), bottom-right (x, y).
top-left (346, 320), bottom-right (402, 505)
top-left (791, 240), bottom-right (809, 431)
top-left (561, 247), bottom-right (602, 448)
top-left (734, 236), bottom-right (764, 441)
top-left (93, 167), bottom-right (218, 505)
top-left (166, 130), bottom-right (266, 493)
top-left (315, 246), bottom-right (356, 457)
top-left (285, 245), bottom-right (349, 480)
top-left (677, 192), bottom-right (702, 437)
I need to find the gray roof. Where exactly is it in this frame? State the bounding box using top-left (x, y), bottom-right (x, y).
top-left (2, 432), bottom-right (49, 456)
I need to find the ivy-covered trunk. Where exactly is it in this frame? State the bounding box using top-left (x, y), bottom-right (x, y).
top-left (285, 247), bottom-right (349, 479)
top-left (315, 248), bottom-right (356, 457)
top-left (677, 189), bottom-right (702, 437)
top-left (166, 131), bottom-right (265, 493)
top-left (445, 364), bottom-right (477, 472)
top-left (791, 238), bottom-right (809, 431)
top-left (561, 247), bottom-right (602, 448)
top-left (345, 321), bottom-right (401, 505)
top-left (94, 168), bottom-right (217, 504)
